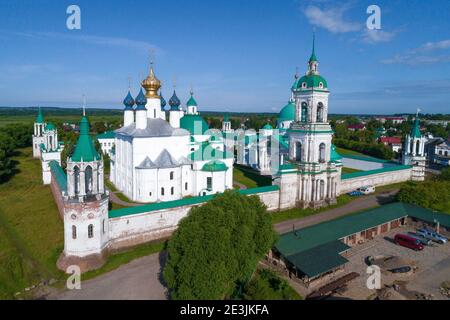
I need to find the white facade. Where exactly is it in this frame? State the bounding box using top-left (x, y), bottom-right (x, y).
top-left (402, 116), bottom-right (426, 181)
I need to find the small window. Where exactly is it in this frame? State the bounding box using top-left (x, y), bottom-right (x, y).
top-left (207, 177), bottom-right (212, 190)
top-left (88, 224), bottom-right (94, 238)
top-left (171, 187), bottom-right (174, 195)
top-left (102, 220), bottom-right (105, 234)
top-left (185, 182), bottom-right (188, 190)
top-left (302, 82), bottom-right (306, 88)
top-left (149, 192), bottom-right (152, 196)
top-left (72, 225), bottom-right (77, 239)
top-left (319, 82), bottom-right (323, 88)
top-left (161, 187), bottom-right (165, 196)
top-left (170, 171), bottom-right (174, 180)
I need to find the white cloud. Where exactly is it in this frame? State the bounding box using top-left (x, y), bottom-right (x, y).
top-left (303, 5), bottom-right (361, 33)
top-left (414, 39), bottom-right (450, 52)
top-left (362, 29), bottom-right (396, 44)
top-left (381, 54), bottom-right (450, 65)
top-left (381, 38), bottom-right (450, 65)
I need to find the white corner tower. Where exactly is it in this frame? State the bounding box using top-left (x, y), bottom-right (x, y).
top-left (403, 110), bottom-right (426, 181)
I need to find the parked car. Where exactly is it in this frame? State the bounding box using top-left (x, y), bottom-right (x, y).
top-left (358, 186), bottom-right (375, 195)
top-left (416, 228), bottom-right (448, 244)
top-left (407, 232), bottom-right (433, 246)
top-left (348, 190), bottom-right (363, 196)
top-left (394, 234), bottom-right (424, 251)
top-left (388, 266), bottom-right (412, 274)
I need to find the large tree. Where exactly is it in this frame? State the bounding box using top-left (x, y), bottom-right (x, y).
top-left (163, 190), bottom-right (276, 300)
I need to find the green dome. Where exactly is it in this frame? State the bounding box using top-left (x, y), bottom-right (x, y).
top-left (292, 74), bottom-right (328, 90)
top-left (330, 144), bottom-right (342, 162)
top-left (180, 114), bottom-right (209, 135)
top-left (278, 101), bottom-right (296, 121)
top-left (201, 160), bottom-right (228, 172)
top-left (186, 95), bottom-right (197, 107)
top-left (70, 116), bottom-right (101, 162)
top-left (262, 123), bottom-right (273, 130)
top-left (45, 122), bottom-right (56, 131)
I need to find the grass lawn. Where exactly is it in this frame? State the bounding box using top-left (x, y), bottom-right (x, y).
top-left (0, 147), bottom-right (65, 299)
top-left (82, 240), bottom-right (166, 281)
top-left (233, 165), bottom-right (272, 189)
top-left (341, 167), bottom-right (362, 174)
top-left (271, 194), bottom-right (353, 224)
top-left (335, 147), bottom-right (367, 157)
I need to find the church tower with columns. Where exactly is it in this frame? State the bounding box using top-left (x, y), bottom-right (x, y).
top-left (276, 35), bottom-right (342, 209)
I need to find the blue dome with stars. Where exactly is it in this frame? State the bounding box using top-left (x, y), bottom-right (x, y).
top-left (135, 88), bottom-right (147, 110)
top-left (123, 91), bottom-right (135, 110)
top-left (169, 90), bottom-right (181, 110)
top-left (160, 92), bottom-right (167, 111)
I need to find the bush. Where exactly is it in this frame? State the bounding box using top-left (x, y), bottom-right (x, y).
top-left (163, 190), bottom-right (277, 300)
top-left (243, 269), bottom-right (301, 300)
top-left (334, 138), bottom-right (394, 160)
top-left (396, 180), bottom-right (450, 213)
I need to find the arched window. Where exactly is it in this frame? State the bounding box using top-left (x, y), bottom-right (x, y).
top-left (88, 224), bottom-right (94, 238)
top-left (85, 165), bottom-right (93, 194)
top-left (185, 182), bottom-right (188, 190)
top-left (72, 225), bottom-right (77, 239)
top-left (320, 180), bottom-right (325, 200)
top-left (102, 219), bottom-right (105, 234)
top-left (301, 102), bottom-right (308, 122)
top-left (171, 187), bottom-right (174, 195)
top-left (445, 151), bottom-right (448, 157)
top-left (49, 136), bottom-right (53, 149)
top-left (410, 140), bottom-right (414, 154)
top-left (170, 171), bottom-right (174, 180)
top-left (154, 109), bottom-right (156, 118)
top-left (319, 143), bottom-right (326, 163)
top-left (161, 187), bottom-right (165, 196)
top-left (316, 102), bottom-right (324, 122)
top-left (295, 141), bottom-right (302, 162)
top-left (416, 140), bottom-right (420, 155)
top-left (73, 166), bottom-right (80, 195)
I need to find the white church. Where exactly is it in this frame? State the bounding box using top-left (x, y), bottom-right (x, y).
top-left (33, 38), bottom-right (428, 272)
top-left (109, 64), bottom-right (234, 202)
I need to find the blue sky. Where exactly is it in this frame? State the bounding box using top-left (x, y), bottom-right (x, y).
top-left (0, 0), bottom-right (449, 114)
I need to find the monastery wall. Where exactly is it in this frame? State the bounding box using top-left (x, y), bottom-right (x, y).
top-left (107, 188), bottom-right (280, 251)
top-left (50, 175), bottom-right (65, 218)
top-left (339, 167), bottom-right (412, 194)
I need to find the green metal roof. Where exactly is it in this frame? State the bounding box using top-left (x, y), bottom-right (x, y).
top-left (36, 108), bottom-right (44, 123)
top-left (309, 33), bottom-right (318, 63)
top-left (96, 131), bottom-right (116, 139)
top-left (224, 114), bottom-right (230, 122)
top-left (201, 160), bottom-right (228, 172)
top-left (186, 94), bottom-right (198, 107)
top-left (411, 117), bottom-right (421, 138)
top-left (341, 164), bottom-right (412, 180)
top-left (70, 116), bottom-right (101, 162)
top-left (49, 160), bottom-right (67, 192)
top-left (286, 241), bottom-right (350, 278)
top-left (276, 202), bottom-right (409, 257)
top-left (278, 101), bottom-right (296, 121)
top-left (330, 144), bottom-right (342, 162)
top-left (189, 142), bottom-right (232, 161)
top-left (293, 74), bottom-right (328, 90)
top-left (180, 114), bottom-right (209, 135)
top-left (404, 203), bottom-right (450, 227)
top-left (262, 123), bottom-right (273, 130)
top-left (109, 185), bottom-right (279, 218)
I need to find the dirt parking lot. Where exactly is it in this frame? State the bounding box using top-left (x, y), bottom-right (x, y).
top-left (335, 225), bottom-right (450, 300)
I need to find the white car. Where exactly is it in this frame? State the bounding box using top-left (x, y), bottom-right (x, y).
top-left (358, 186), bottom-right (375, 195)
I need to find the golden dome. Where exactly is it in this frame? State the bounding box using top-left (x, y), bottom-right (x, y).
top-left (141, 65), bottom-right (161, 99)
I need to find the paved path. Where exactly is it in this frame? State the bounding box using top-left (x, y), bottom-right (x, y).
top-left (107, 188), bottom-right (141, 207)
top-left (274, 190), bottom-right (398, 234)
top-left (233, 181), bottom-right (248, 190)
top-left (51, 252), bottom-right (168, 300)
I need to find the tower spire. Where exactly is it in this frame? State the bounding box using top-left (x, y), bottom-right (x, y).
top-left (82, 94), bottom-right (86, 116)
top-left (309, 32), bottom-right (317, 63)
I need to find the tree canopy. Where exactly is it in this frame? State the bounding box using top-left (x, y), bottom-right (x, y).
top-left (163, 190), bottom-right (277, 300)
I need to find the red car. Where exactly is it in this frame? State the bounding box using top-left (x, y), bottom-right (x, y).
top-left (394, 234), bottom-right (424, 251)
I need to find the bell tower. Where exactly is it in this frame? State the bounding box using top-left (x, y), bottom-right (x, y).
top-left (403, 109), bottom-right (426, 181)
top-left (278, 35), bottom-right (342, 209)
